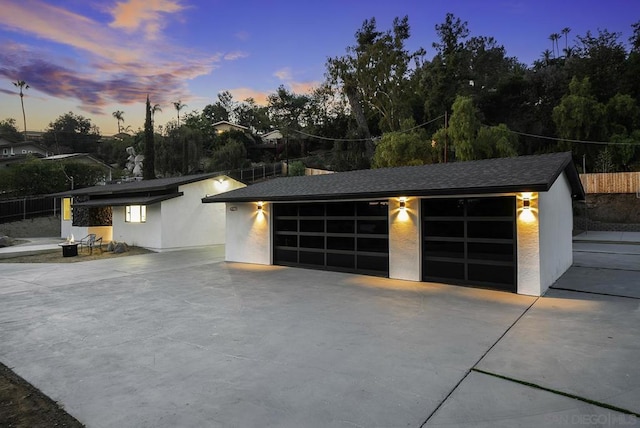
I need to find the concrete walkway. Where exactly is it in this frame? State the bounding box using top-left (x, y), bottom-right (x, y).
top-left (573, 230), bottom-right (640, 244)
top-left (0, 239), bottom-right (638, 427)
top-left (0, 237), bottom-right (64, 258)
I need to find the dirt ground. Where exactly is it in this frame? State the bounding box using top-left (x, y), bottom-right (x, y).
top-left (0, 246), bottom-right (153, 427)
top-left (0, 246), bottom-right (154, 263)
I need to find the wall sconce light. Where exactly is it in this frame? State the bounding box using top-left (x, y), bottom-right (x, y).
top-left (257, 202), bottom-right (263, 211)
top-left (399, 198), bottom-right (407, 210)
top-left (523, 198), bottom-right (531, 209)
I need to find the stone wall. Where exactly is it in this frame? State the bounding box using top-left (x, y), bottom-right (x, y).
top-left (574, 194), bottom-right (640, 232)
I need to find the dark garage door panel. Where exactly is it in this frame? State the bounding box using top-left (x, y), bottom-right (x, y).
top-left (273, 201), bottom-right (389, 276)
top-left (422, 197), bottom-right (517, 292)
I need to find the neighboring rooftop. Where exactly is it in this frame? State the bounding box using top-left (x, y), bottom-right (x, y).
top-left (203, 152), bottom-right (585, 203)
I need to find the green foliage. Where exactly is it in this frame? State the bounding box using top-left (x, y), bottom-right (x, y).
top-left (143, 96), bottom-right (156, 179)
top-left (208, 140), bottom-right (247, 171)
top-left (448, 95), bottom-right (481, 160)
top-left (372, 121), bottom-right (435, 168)
top-left (552, 77), bottom-right (606, 145)
top-left (288, 161), bottom-right (306, 176)
top-left (42, 112), bottom-right (100, 153)
top-left (476, 124), bottom-right (518, 159)
top-left (0, 118), bottom-right (22, 141)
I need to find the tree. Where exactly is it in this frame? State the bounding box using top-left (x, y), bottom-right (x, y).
top-left (448, 95), bottom-right (481, 161)
top-left (208, 139), bottom-right (247, 171)
top-left (12, 80), bottom-right (29, 141)
top-left (475, 124), bottom-right (518, 159)
top-left (151, 104), bottom-right (162, 126)
top-left (0, 118), bottom-right (22, 141)
top-left (112, 110), bottom-right (124, 134)
top-left (561, 27), bottom-right (571, 55)
top-left (372, 120), bottom-right (436, 167)
top-left (552, 77), bottom-right (606, 143)
top-left (327, 16), bottom-right (425, 145)
top-left (143, 95), bottom-right (155, 179)
top-left (42, 112), bottom-right (101, 154)
top-left (173, 100), bottom-right (187, 126)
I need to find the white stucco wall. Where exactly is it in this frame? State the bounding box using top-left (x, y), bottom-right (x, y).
top-left (112, 204), bottom-right (163, 249)
top-left (61, 219), bottom-right (72, 239)
top-left (160, 177), bottom-right (245, 249)
top-left (388, 197), bottom-right (421, 281)
top-left (538, 173), bottom-right (573, 290)
top-left (224, 202), bottom-right (271, 265)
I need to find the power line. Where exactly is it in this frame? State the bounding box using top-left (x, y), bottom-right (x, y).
top-left (503, 128), bottom-right (638, 146)
top-left (292, 114), bottom-right (446, 142)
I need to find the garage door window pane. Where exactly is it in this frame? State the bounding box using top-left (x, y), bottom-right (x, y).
top-left (468, 242), bottom-right (513, 261)
top-left (424, 241), bottom-right (464, 258)
top-left (468, 264), bottom-right (514, 285)
top-left (327, 253), bottom-right (355, 268)
top-left (425, 260), bottom-right (465, 280)
top-left (327, 236), bottom-right (354, 251)
top-left (327, 220), bottom-right (355, 234)
top-left (300, 220), bottom-right (324, 233)
top-left (299, 203), bottom-right (324, 216)
top-left (357, 238), bottom-right (388, 253)
top-left (357, 201), bottom-right (388, 216)
top-left (276, 235), bottom-right (297, 247)
top-left (300, 235), bottom-right (324, 249)
top-left (467, 221), bottom-right (513, 239)
top-left (424, 220), bottom-right (464, 237)
top-left (423, 199), bottom-right (464, 217)
top-left (357, 220), bottom-right (388, 235)
top-left (326, 202), bottom-right (355, 216)
top-left (276, 219), bottom-right (297, 232)
top-left (275, 204), bottom-right (297, 216)
top-left (467, 198), bottom-right (514, 217)
top-left (275, 249), bottom-right (297, 263)
top-left (357, 255), bottom-right (388, 272)
top-left (300, 251), bottom-right (324, 266)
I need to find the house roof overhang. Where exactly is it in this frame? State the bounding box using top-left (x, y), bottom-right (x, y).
top-left (71, 193), bottom-right (183, 207)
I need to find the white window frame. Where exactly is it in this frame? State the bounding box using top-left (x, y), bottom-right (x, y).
top-left (125, 205), bottom-right (146, 223)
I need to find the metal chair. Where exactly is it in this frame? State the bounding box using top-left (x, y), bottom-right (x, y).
top-left (78, 234), bottom-right (103, 254)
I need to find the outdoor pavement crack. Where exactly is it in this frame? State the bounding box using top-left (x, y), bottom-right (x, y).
top-left (550, 286), bottom-right (640, 300)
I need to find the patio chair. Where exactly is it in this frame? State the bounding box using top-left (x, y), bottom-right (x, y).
top-left (78, 234), bottom-right (103, 254)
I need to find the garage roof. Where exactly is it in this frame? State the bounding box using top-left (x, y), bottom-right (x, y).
top-left (70, 193), bottom-right (183, 207)
top-left (202, 152), bottom-right (584, 203)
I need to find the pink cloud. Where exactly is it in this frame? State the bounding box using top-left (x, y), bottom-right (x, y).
top-left (109, 0), bottom-right (185, 39)
top-left (274, 68), bottom-right (292, 81)
top-left (290, 81), bottom-right (320, 94)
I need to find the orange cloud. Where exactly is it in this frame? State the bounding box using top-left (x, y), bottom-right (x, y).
top-left (274, 68), bottom-right (292, 81)
top-left (228, 88), bottom-right (270, 106)
top-left (291, 81), bottom-right (321, 94)
top-left (109, 0), bottom-right (185, 39)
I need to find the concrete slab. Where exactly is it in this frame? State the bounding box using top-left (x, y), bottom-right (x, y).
top-left (428, 370), bottom-right (638, 427)
top-left (477, 289), bottom-right (640, 415)
top-left (574, 231), bottom-right (640, 244)
top-left (0, 255), bottom-right (534, 427)
top-left (552, 266), bottom-right (640, 298)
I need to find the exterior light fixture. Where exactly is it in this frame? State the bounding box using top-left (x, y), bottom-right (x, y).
top-left (523, 198), bottom-right (531, 209)
top-left (399, 200), bottom-right (406, 210)
top-left (257, 202), bottom-right (263, 211)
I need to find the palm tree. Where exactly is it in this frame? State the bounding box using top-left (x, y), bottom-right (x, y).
top-left (151, 103), bottom-right (162, 126)
top-left (173, 101), bottom-right (186, 126)
top-left (561, 27), bottom-right (571, 53)
top-left (540, 49), bottom-right (553, 66)
top-left (112, 110), bottom-right (124, 133)
top-left (549, 33), bottom-right (561, 58)
top-left (12, 80), bottom-right (29, 141)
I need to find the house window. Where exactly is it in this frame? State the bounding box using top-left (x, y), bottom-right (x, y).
top-left (62, 198), bottom-right (72, 221)
top-left (125, 205), bottom-right (146, 223)
top-left (22, 149), bottom-right (27, 154)
top-left (2, 149), bottom-right (7, 155)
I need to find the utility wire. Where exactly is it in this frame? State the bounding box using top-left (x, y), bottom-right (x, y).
top-left (293, 114), bottom-right (445, 142)
top-left (500, 128), bottom-right (638, 146)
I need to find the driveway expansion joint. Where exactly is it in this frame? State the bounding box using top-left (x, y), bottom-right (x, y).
top-left (550, 286), bottom-right (640, 300)
top-left (470, 368), bottom-right (640, 418)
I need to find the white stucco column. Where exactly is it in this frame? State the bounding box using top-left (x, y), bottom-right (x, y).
top-left (516, 192), bottom-right (541, 296)
top-left (388, 197), bottom-right (421, 281)
top-left (225, 202), bottom-right (271, 265)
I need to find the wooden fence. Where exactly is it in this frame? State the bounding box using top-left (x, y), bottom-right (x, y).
top-left (579, 172), bottom-right (640, 194)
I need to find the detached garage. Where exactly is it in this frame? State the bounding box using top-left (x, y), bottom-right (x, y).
top-left (202, 152), bottom-right (585, 296)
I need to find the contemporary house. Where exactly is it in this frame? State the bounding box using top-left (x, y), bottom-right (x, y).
top-left (202, 152), bottom-right (585, 296)
top-left (55, 173), bottom-right (245, 250)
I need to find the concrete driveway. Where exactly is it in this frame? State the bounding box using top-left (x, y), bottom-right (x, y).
top-left (0, 242), bottom-right (638, 427)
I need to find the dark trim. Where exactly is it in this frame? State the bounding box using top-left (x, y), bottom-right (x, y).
top-left (72, 192), bottom-right (183, 207)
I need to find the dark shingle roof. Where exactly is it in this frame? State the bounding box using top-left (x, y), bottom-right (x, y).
top-left (202, 152), bottom-right (584, 203)
top-left (71, 193), bottom-right (183, 207)
top-left (50, 172), bottom-right (224, 197)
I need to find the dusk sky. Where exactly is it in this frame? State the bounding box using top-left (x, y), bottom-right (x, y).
top-left (1, 0), bottom-right (638, 136)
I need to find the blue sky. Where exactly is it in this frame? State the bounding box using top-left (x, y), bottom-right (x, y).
top-left (0, 0), bottom-right (638, 135)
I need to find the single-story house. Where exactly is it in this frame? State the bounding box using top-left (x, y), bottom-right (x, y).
top-left (212, 121), bottom-right (249, 134)
top-left (43, 153), bottom-right (115, 182)
top-left (0, 138), bottom-right (51, 158)
top-left (202, 152), bottom-right (585, 296)
top-left (54, 173), bottom-right (245, 250)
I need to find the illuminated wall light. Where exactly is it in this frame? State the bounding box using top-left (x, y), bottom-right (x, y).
top-left (399, 200), bottom-right (406, 210)
top-left (523, 198), bottom-right (531, 209)
top-left (257, 202), bottom-right (263, 211)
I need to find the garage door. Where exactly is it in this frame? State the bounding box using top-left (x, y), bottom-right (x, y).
top-left (273, 201), bottom-right (389, 276)
top-left (422, 197), bottom-right (516, 292)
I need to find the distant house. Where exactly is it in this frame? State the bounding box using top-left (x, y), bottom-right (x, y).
top-left (212, 121), bottom-right (249, 134)
top-left (42, 153), bottom-right (114, 182)
top-left (203, 152), bottom-right (585, 296)
top-left (53, 173), bottom-right (245, 250)
top-left (0, 138), bottom-right (51, 158)
top-left (260, 130), bottom-right (283, 144)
